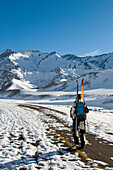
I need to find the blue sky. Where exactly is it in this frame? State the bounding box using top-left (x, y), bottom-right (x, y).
top-left (0, 0), bottom-right (113, 56)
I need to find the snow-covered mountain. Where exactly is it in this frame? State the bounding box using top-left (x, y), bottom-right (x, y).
top-left (0, 49), bottom-right (113, 94)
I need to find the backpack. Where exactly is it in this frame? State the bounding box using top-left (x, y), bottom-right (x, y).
top-left (77, 102), bottom-right (86, 121)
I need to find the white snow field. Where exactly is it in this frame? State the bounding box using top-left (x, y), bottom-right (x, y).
top-left (0, 99), bottom-right (86, 170)
top-left (0, 88), bottom-right (113, 169)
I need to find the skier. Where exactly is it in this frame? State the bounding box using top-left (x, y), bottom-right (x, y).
top-left (70, 94), bottom-right (89, 148)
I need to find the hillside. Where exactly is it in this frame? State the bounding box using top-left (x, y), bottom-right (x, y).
top-left (0, 49), bottom-right (113, 94)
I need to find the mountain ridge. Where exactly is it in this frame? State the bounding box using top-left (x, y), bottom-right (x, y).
top-left (0, 49), bottom-right (113, 95)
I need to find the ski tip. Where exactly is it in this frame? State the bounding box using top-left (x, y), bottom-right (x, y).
top-left (81, 79), bottom-right (84, 84)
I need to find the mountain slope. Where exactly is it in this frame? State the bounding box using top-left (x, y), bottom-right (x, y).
top-left (0, 49), bottom-right (113, 94)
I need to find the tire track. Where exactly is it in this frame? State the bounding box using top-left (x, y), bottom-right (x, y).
top-left (0, 103), bottom-right (40, 169)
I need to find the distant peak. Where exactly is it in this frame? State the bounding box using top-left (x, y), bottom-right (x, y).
top-left (49, 51), bottom-right (56, 55)
top-left (5, 49), bottom-right (15, 53)
top-left (0, 49), bottom-right (15, 57)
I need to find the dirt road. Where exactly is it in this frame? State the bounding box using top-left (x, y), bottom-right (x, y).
top-left (19, 104), bottom-right (113, 169)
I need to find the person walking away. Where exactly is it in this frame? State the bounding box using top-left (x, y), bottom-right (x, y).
top-left (70, 94), bottom-right (89, 148)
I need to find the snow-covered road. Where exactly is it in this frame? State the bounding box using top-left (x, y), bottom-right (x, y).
top-left (0, 101), bottom-right (86, 169)
top-left (0, 99), bottom-right (113, 169)
top-left (0, 101), bottom-right (42, 169)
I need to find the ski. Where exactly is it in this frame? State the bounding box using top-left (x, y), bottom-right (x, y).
top-left (81, 79), bottom-right (85, 105)
top-left (81, 79), bottom-right (86, 134)
top-left (75, 80), bottom-right (78, 137)
top-left (76, 80), bottom-right (78, 103)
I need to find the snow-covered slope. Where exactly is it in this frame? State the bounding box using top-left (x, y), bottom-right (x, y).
top-left (1, 50), bottom-right (113, 169)
top-left (0, 49), bottom-right (113, 93)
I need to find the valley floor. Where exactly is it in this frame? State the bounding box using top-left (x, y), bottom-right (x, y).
top-left (0, 97), bottom-right (113, 169)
